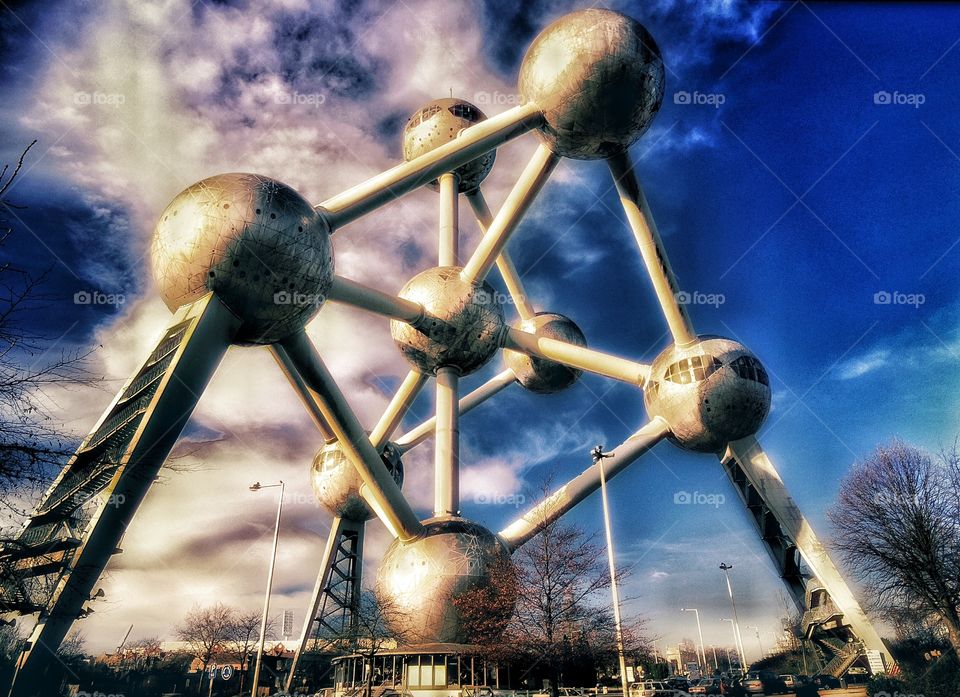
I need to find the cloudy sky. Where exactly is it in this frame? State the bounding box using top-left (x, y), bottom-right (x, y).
top-left (2, 0), bottom-right (959, 659)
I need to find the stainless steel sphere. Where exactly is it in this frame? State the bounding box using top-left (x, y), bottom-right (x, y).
top-left (518, 9), bottom-right (665, 160)
top-left (402, 98), bottom-right (495, 193)
top-left (504, 312), bottom-right (586, 393)
top-left (151, 173), bottom-right (334, 345)
top-left (311, 440), bottom-right (404, 522)
top-left (390, 266), bottom-right (505, 376)
top-left (375, 518), bottom-right (515, 644)
top-left (643, 337), bottom-right (771, 453)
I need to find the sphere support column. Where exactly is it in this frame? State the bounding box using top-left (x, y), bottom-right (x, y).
top-left (434, 367), bottom-right (461, 517)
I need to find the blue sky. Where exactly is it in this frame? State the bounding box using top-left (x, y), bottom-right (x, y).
top-left (1, 0), bottom-right (959, 658)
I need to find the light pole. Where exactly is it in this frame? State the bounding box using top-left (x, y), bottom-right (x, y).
top-left (250, 480), bottom-right (284, 697)
top-left (595, 447), bottom-right (629, 697)
top-left (720, 619), bottom-right (741, 674)
top-left (710, 645), bottom-right (719, 670)
top-left (680, 608), bottom-right (707, 671)
top-left (719, 563), bottom-right (747, 671)
top-left (747, 626), bottom-right (764, 662)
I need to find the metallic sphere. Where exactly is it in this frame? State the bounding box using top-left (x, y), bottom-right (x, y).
top-left (518, 9), bottom-right (665, 160)
top-left (151, 173), bottom-right (334, 345)
top-left (311, 440), bottom-right (404, 522)
top-left (391, 266), bottom-right (505, 376)
top-left (643, 336), bottom-right (771, 453)
top-left (504, 312), bottom-right (586, 393)
top-left (375, 518), bottom-right (515, 644)
top-left (402, 98), bottom-right (495, 193)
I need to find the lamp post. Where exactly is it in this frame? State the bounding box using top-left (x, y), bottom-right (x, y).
top-left (710, 645), bottom-right (719, 670)
top-left (719, 563), bottom-right (747, 671)
top-left (595, 447), bottom-right (629, 697)
top-left (747, 626), bottom-right (764, 662)
top-left (680, 608), bottom-right (707, 671)
top-left (249, 480), bottom-right (284, 697)
top-left (720, 619), bottom-right (741, 674)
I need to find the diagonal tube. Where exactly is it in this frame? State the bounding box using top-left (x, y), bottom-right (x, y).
top-left (607, 152), bottom-right (697, 347)
top-left (395, 368), bottom-right (517, 453)
top-left (502, 326), bottom-right (649, 387)
top-left (465, 189), bottom-right (536, 321)
top-left (498, 417), bottom-right (670, 550)
top-left (460, 143), bottom-right (559, 285)
top-left (320, 102), bottom-right (543, 230)
top-left (369, 369), bottom-right (429, 449)
top-left (272, 331), bottom-right (423, 541)
top-left (326, 275), bottom-right (424, 324)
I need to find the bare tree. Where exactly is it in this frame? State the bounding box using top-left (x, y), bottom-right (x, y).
top-left (0, 141), bottom-right (93, 520)
top-left (225, 609), bottom-right (273, 696)
top-left (175, 602), bottom-right (234, 694)
top-left (829, 440), bottom-right (960, 658)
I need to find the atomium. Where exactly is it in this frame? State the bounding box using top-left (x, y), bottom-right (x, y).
top-left (312, 439), bottom-right (404, 521)
top-left (390, 266), bottom-right (505, 376)
top-left (375, 518), bottom-right (514, 644)
top-left (519, 9), bottom-right (665, 160)
top-left (643, 337), bottom-right (772, 453)
top-left (2, 8), bottom-right (894, 695)
top-left (151, 173), bottom-right (334, 345)
top-left (402, 98), bottom-right (495, 193)
top-left (504, 312), bottom-right (586, 393)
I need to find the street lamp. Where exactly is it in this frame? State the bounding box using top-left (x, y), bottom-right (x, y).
top-left (249, 480), bottom-right (284, 697)
top-left (680, 608), bottom-right (707, 671)
top-left (595, 447), bottom-right (629, 697)
top-left (709, 645), bottom-right (719, 670)
top-left (720, 618), bottom-right (740, 673)
top-left (719, 563), bottom-right (747, 671)
top-left (747, 626), bottom-right (764, 662)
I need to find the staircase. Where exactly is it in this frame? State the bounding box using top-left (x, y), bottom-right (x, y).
top-left (821, 640), bottom-right (864, 678)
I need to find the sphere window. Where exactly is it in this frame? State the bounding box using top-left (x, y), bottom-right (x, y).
top-left (730, 355), bottom-right (769, 386)
top-left (664, 355), bottom-right (721, 384)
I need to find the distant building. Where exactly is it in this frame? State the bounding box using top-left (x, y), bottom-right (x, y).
top-left (283, 609), bottom-right (295, 640)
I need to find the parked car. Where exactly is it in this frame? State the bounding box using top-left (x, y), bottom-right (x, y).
top-left (665, 677), bottom-right (690, 692)
top-left (812, 674), bottom-right (842, 689)
top-left (629, 680), bottom-right (676, 697)
top-left (743, 670), bottom-right (788, 695)
top-left (689, 677), bottom-right (723, 695)
top-left (779, 674), bottom-right (799, 689)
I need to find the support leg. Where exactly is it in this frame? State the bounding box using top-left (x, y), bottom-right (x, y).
top-left (5, 294), bottom-right (240, 697)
